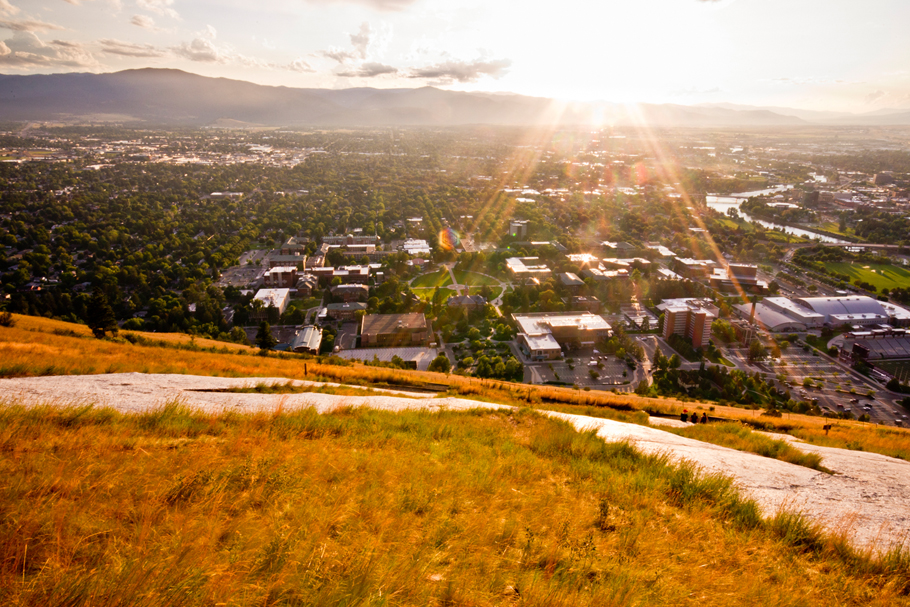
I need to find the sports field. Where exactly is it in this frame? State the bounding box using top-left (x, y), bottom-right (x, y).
top-left (823, 261), bottom-right (910, 291)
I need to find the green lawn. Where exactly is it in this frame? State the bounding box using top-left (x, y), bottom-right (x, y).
top-left (469, 286), bottom-right (503, 300)
top-left (714, 217), bottom-right (755, 232)
top-left (452, 269), bottom-right (499, 286)
top-left (411, 286), bottom-right (455, 302)
top-left (763, 230), bottom-right (807, 244)
top-left (411, 269), bottom-right (452, 288)
top-left (818, 222), bottom-right (857, 238)
top-left (823, 261), bottom-right (910, 291)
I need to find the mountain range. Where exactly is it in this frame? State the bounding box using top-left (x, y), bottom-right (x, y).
top-left (2, 68), bottom-right (910, 128)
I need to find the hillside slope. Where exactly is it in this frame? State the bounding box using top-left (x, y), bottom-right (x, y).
top-left (4, 371), bottom-right (909, 553)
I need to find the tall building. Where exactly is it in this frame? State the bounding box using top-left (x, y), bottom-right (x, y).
top-left (658, 299), bottom-right (716, 348)
top-left (509, 219), bottom-right (529, 239)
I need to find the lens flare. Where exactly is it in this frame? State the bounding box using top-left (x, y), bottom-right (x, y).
top-left (438, 227), bottom-right (461, 251)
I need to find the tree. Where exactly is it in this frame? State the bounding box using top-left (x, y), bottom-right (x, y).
top-left (256, 321), bottom-right (277, 352)
top-left (428, 354), bottom-right (451, 373)
top-left (748, 339), bottom-right (767, 362)
top-left (635, 380), bottom-right (650, 395)
top-left (85, 289), bottom-right (118, 338)
top-left (668, 354), bottom-right (681, 369)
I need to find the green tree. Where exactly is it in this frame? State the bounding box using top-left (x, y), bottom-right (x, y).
top-left (635, 380), bottom-right (650, 395)
top-left (428, 354), bottom-right (451, 373)
top-left (256, 321), bottom-right (278, 352)
top-left (748, 339), bottom-right (767, 362)
top-left (85, 289), bottom-right (118, 339)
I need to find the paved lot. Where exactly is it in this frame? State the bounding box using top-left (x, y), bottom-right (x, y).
top-left (529, 347), bottom-right (635, 391)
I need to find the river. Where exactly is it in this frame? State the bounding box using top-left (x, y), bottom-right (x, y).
top-left (705, 187), bottom-right (850, 244)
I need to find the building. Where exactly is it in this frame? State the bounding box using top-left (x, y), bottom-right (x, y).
top-left (794, 296), bottom-right (892, 327)
top-left (252, 288), bottom-right (291, 321)
top-left (506, 257), bottom-right (551, 278)
top-left (709, 263), bottom-right (768, 293)
top-left (735, 297), bottom-right (824, 332)
top-left (559, 272), bottom-right (585, 291)
top-left (325, 301), bottom-right (368, 321)
top-left (361, 313), bottom-right (430, 347)
top-left (582, 266), bottom-right (629, 281)
top-left (402, 239), bottom-right (432, 256)
top-left (331, 284), bottom-right (370, 302)
top-left (323, 233), bottom-right (379, 246)
top-left (509, 219), bottom-right (529, 239)
top-left (262, 266), bottom-right (298, 289)
top-left (673, 258), bottom-right (715, 279)
top-left (569, 295), bottom-right (601, 312)
top-left (518, 332), bottom-right (563, 361)
top-left (645, 243), bottom-right (676, 259)
top-left (565, 253), bottom-right (601, 270)
top-left (513, 312), bottom-right (612, 354)
top-left (656, 298), bottom-right (717, 348)
top-left (294, 274), bottom-right (319, 298)
top-left (279, 236), bottom-right (308, 256)
top-left (290, 325), bottom-right (322, 354)
top-left (601, 241), bottom-right (637, 256)
top-left (268, 255), bottom-right (306, 270)
top-left (446, 294), bottom-right (486, 311)
top-left (603, 258), bottom-right (652, 271)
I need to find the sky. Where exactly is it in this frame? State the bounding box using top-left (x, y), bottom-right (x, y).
top-left (3, 0), bottom-right (910, 113)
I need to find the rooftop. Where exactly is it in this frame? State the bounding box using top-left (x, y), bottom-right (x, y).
top-left (361, 313), bottom-right (428, 335)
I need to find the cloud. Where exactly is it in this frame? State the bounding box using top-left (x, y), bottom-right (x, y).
top-left (319, 47), bottom-right (356, 64)
top-left (0, 18), bottom-right (65, 32)
top-left (130, 14), bottom-right (157, 29)
top-left (303, 0), bottom-right (418, 12)
top-left (407, 58), bottom-right (510, 83)
top-left (865, 90), bottom-right (886, 104)
top-left (349, 21), bottom-right (372, 60)
top-left (170, 36), bottom-right (271, 69)
top-left (171, 37), bottom-right (223, 62)
top-left (99, 38), bottom-right (164, 57)
top-left (337, 61), bottom-right (397, 78)
top-left (288, 57), bottom-right (315, 72)
top-left (136, 0), bottom-right (178, 20)
top-left (0, 30), bottom-right (96, 68)
top-left (0, 0), bottom-right (19, 15)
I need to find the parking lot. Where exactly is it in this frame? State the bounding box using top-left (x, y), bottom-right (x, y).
top-left (531, 348), bottom-right (635, 390)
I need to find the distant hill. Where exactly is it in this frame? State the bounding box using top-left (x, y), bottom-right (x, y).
top-left (0, 67), bottom-right (884, 128)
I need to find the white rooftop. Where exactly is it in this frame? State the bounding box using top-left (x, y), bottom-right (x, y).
top-left (520, 332), bottom-right (562, 351)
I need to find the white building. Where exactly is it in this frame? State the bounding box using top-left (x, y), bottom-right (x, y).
top-left (252, 288), bottom-right (291, 321)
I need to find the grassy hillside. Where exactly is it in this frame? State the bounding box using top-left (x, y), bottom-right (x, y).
top-left (1, 402), bottom-right (908, 606)
top-left (2, 313), bottom-right (909, 460)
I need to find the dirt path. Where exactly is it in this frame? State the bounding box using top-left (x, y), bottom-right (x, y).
top-left (3, 372), bottom-right (908, 552)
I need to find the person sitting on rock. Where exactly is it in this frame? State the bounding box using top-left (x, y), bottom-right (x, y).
top-left (701, 412), bottom-right (708, 424)
top-left (680, 410), bottom-right (689, 423)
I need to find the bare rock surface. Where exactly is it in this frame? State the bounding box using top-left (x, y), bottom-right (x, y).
top-left (2, 372), bottom-right (908, 552)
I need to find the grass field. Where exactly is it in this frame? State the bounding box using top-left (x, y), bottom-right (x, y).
top-left (411, 286), bottom-right (456, 302)
top-left (411, 268), bottom-right (452, 288)
top-left (452, 269), bottom-right (499, 286)
top-left (819, 222), bottom-right (857, 238)
top-left (875, 359), bottom-right (910, 385)
top-left (1, 403), bottom-right (909, 605)
top-left (823, 261), bottom-right (910, 291)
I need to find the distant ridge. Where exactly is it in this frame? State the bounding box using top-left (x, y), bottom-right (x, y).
top-left (0, 68), bottom-right (899, 127)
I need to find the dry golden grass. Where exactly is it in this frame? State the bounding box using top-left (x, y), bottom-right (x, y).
top-left (0, 402), bottom-right (907, 606)
top-left (2, 313), bottom-right (909, 460)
